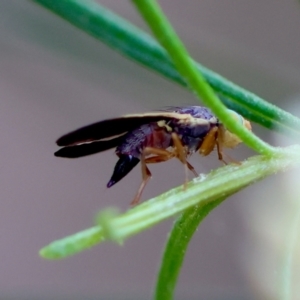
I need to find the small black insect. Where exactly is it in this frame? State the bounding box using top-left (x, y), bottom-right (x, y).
top-left (55, 106), bottom-right (251, 205)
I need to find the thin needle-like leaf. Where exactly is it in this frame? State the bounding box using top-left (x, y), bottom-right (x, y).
top-left (32, 0), bottom-right (300, 138)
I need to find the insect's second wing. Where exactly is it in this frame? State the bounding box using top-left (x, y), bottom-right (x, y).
top-left (55, 135), bottom-right (125, 158)
top-left (56, 113), bottom-right (184, 147)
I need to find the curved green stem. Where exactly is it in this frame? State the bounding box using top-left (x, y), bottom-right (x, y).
top-left (132, 0), bottom-right (274, 156)
top-left (155, 198), bottom-right (225, 300)
top-left (40, 146), bottom-right (300, 259)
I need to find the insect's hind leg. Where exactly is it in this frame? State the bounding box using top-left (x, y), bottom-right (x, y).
top-left (143, 144), bottom-right (197, 177)
top-left (131, 154), bottom-right (152, 206)
top-left (130, 137), bottom-right (199, 205)
top-left (144, 148), bottom-right (174, 163)
top-left (131, 147), bottom-right (174, 206)
top-left (202, 127), bottom-right (239, 165)
top-left (107, 154), bottom-right (140, 188)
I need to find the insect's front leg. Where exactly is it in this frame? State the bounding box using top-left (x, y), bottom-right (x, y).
top-left (200, 127), bottom-right (228, 164)
top-left (204, 127), bottom-right (240, 165)
top-left (171, 133), bottom-right (199, 186)
top-left (144, 136), bottom-right (198, 178)
top-left (216, 132), bottom-right (225, 164)
top-left (199, 127), bottom-right (218, 157)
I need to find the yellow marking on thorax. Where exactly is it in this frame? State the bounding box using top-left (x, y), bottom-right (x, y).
top-left (157, 120), bottom-right (172, 132)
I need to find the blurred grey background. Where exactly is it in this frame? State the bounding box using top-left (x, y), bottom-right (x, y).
top-left (1, 0), bottom-right (300, 299)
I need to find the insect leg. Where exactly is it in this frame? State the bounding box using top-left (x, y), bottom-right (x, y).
top-left (218, 151), bottom-right (241, 165)
top-left (131, 153), bottom-right (152, 206)
top-left (171, 132), bottom-right (191, 188)
top-left (143, 147), bottom-right (197, 176)
top-left (186, 161), bottom-right (198, 177)
top-left (216, 128), bottom-right (240, 165)
top-left (216, 131), bottom-right (225, 163)
top-left (144, 146), bottom-right (198, 178)
top-left (131, 147), bottom-right (173, 205)
top-left (199, 127), bottom-right (218, 156)
top-left (144, 148), bottom-right (174, 164)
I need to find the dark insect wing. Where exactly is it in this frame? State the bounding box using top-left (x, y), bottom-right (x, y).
top-left (56, 112), bottom-right (187, 146)
top-left (56, 117), bottom-right (144, 146)
top-left (54, 135), bottom-right (125, 158)
top-left (55, 108), bottom-right (217, 158)
top-left (55, 111), bottom-right (190, 158)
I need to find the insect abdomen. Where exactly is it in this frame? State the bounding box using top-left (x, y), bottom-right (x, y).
top-left (116, 123), bottom-right (171, 157)
top-left (107, 123), bottom-right (171, 188)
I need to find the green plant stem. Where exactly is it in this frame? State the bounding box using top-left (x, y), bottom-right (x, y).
top-left (280, 205), bottom-right (300, 300)
top-left (155, 198), bottom-right (225, 300)
top-left (32, 0), bottom-right (300, 138)
top-left (132, 0), bottom-right (274, 157)
top-left (40, 146), bottom-right (300, 259)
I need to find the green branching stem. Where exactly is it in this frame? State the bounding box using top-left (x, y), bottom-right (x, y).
top-left (32, 0), bottom-right (300, 138)
top-left (40, 146), bottom-right (300, 260)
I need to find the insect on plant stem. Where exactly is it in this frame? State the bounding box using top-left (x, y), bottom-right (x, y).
top-left (55, 106), bottom-right (251, 204)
